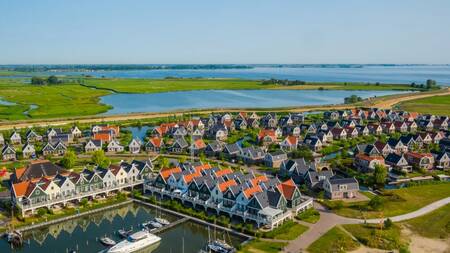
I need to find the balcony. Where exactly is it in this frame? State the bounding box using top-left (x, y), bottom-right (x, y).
top-left (17, 180), bottom-right (144, 211)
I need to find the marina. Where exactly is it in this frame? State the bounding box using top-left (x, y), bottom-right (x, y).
top-left (0, 203), bottom-right (246, 253)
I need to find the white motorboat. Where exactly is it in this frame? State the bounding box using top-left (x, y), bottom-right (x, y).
top-left (100, 236), bottom-right (116, 246)
top-left (153, 218), bottom-right (170, 226)
top-left (107, 231), bottom-right (161, 253)
top-left (148, 221), bottom-right (163, 228)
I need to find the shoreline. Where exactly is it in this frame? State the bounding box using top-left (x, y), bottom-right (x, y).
top-left (0, 88), bottom-right (448, 131)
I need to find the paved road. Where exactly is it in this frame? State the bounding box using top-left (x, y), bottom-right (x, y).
top-left (284, 197), bottom-right (450, 252)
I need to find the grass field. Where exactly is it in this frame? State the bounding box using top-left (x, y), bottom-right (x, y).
top-left (343, 224), bottom-right (408, 250)
top-left (0, 79), bottom-right (111, 120)
top-left (326, 183), bottom-right (450, 219)
top-left (262, 220), bottom-right (308, 240)
top-left (238, 239), bottom-right (287, 253)
top-left (84, 77), bottom-right (421, 93)
top-left (397, 94), bottom-right (450, 116)
top-left (307, 226), bottom-right (360, 253)
top-left (295, 208), bottom-right (321, 223)
top-left (402, 204), bottom-right (450, 239)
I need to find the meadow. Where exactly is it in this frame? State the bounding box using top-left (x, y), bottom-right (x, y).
top-left (397, 94), bottom-right (450, 116)
top-left (323, 183), bottom-right (450, 219)
top-left (0, 79), bottom-right (111, 120)
top-left (83, 77), bottom-right (421, 93)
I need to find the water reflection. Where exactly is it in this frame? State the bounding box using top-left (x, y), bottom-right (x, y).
top-left (1, 203), bottom-right (244, 253)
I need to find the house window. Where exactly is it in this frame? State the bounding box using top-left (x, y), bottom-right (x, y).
top-left (339, 185), bottom-right (347, 191)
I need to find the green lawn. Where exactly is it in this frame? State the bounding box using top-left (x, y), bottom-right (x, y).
top-left (295, 208), bottom-right (320, 224)
top-left (307, 226), bottom-right (360, 253)
top-left (343, 224), bottom-right (408, 250)
top-left (262, 220), bottom-right (308, 240)
top-left (326, 183), bottom-right (450, 219)
top-left (397, 94), bottom-right (450, 116)
top-left (238, 239), bottom-right (287, 253)
top-left (403, 204), bottom-right (450, 239)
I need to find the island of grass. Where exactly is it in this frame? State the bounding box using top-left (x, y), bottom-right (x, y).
top-left (397, 94), bottom-right (450, 116)
top-left (307, 226), bottom-right (360, 253)
top-left (322, 183), bottom-right (450, 219)
top-left (82, 77), bottom-right (424, 93)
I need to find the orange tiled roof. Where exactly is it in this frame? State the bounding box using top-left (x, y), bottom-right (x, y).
top-left (215, 168), bottom-right (233, 177)
top-left (406, 151), bottom-right (433, 159)
top-left (14, 167), bottom-right (26, 179)
top-left (194, 139), bottom-right (206, 149)
top-left (243, 185), bottom-right (262, 199)
top-left (184, 172), bottom-right (201, 184)
top-left (277, 179), bottom-right (297, 200)
top-left (250, 175), bottom-right (268, 186)
top-left (218, 179), bottom-right (237, 192)
top-left (12, 181), bottom-right (31, 197)
top-left (150, 137), bottom-right (163, 148)
top-left (194, 164), bottom-right (212, 173)
top-left (258, 129), bottom-right (276, 140)
top-left (160, 167), bottom-right (182, 180)
top-left (93, 133), bottom-right (111, 142)
top-left (285, 136), bottom-right (298, 145)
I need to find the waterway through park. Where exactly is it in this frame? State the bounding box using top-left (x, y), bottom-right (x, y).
top-left (0, 203), bottom-right (246, 253)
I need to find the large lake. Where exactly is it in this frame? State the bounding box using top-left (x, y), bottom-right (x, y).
top-left (0, 203), bottom-right (245, 253)
top-left (100, 89), bottom-right (408, 115)
top-left (18, 65), bottom-right (450, 84)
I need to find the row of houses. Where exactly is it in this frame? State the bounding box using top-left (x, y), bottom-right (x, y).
top-left (146, 161), bottom-right (313, 229)
top-left (10, 159), bottom-right (152, 216)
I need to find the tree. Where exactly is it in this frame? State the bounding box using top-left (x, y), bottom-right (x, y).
top-left (47, 75), bottom-right (59, 84)
top-left (160, 157), bottom-right (169, 169)
top-left (426, 79), bottom-right (437, 89)
top-left (344, 95), bottom-right (363, 104)
top-left (60, 150), bottom-right (76, 169)
top-left (91, 150), bottom-right (109, 167)
top-left (384, 218), bottom-right (393, 229)
top-left (373, 164), bottom-right (387, 188)
top-left (31, 76), bottom-right (46, 85)
top-left (368, 196), bottom-right (384, 210)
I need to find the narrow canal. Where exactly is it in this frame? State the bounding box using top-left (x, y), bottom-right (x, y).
top-left (0, 203), bottom-right (245, 253)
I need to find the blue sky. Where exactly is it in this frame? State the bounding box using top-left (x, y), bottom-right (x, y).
top-left (1, 0), bottom-right (449, 64)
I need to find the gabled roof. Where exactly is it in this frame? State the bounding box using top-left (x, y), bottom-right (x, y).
top-left (218, 179), bottom-right (237, 192)
top-left (243, 185), bottom-right (262, 199)
top-left (277, 179), bottom-right (298, 200)
top-left (14, 160), bottom-right (66, 183)
top-left (12, 180), bottom-right (31, 197)
top-left (214, 168), bottom-right (233, 178)
top-left (160, 167), bottom-right (182, 180)
top-left (250, 175), bottom-right (268, 186)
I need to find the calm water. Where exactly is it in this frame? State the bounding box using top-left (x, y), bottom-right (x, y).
top-left (123, 126), bottom-right (152, 141)
top-left (101, 89), bottom-right (408, 115)
top-left (19, 65), bottom-right (450, 84)
top-left (0, 203), bottom-right (245, 253)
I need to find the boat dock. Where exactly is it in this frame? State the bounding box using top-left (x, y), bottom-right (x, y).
top-left (152, 217), bottom-right (190, 234)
